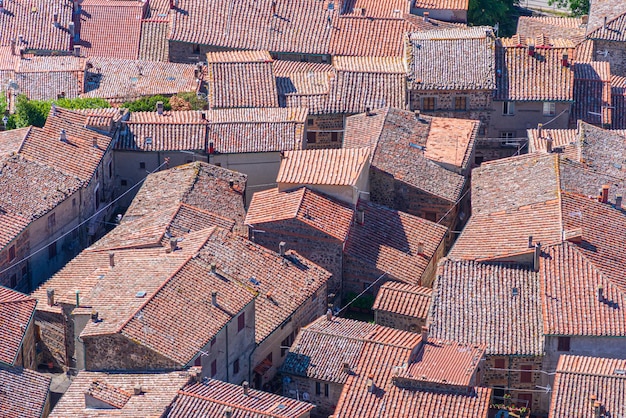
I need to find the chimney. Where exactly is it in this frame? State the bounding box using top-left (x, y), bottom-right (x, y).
top-left (53, 12), bottom-right (59, 27)
top-left (271, 0), bottom-right (277, 15)
top-left (242, 381), bottom-right (250, 396)
top-left (581, 14), bottom-right (589, 25)
top-left (51, 104), bottom-right (57, 117)
top-left (169, 237), bottom-right (177, 252)
top-left (211, 291), bottom-right (218, 306)
top-left (46, 288), bottom-right (55, 306)
top-left (74, 45), bottom-right (81, 57)
top-left (0, 0), bottom-right (4, 13)
top-left (92, 137), bottom-right (98, 148)
top-left (528, 235), bottom-right (533, 248)
top-left (421, 326), bottom-right (429, 344)
top-left (597, 285), bottom-right (604, 302)
top-left (562, 53), bottom-right (569, 67)
top-left (533, 243), bottom-right (541, 272)
top-left (109, 252), bottom-right (115, 268)
top-left (210, 262), bottom-right (216, 273)
top-left (546, 135), bottom-right (553, 153)
top-left (616, 194), bottom-right (623, 209)
top-left (10, 39), bottom-right (15, 55)
top-left (156, 101), bottom-right (164, 115)
top-left (69, 21), bottom-right (75, 37)
top-left (603, 16), bottom-right (608, 30)
top-left (417, 242), bottom-right (424, 255)
top-left (75, 290), bottom-right (80, 307)
top-left (528, 44), bottom-right (535, 57)
top-left (601, 184), bottom-right (609, 204)
top-left (423, 11), bottom-right (429, 22)
top-left (208, 141), bottom-right (215, 154)
top-left (223, 407), bottom-right (233, 418)
top-left (201, 112), bottom-right (206, 120)
top-left (365, 107), bottom-right (372, 116)
top-left (91, 310), bottom-right (98, 323)
top-left (59, 129), bottom-right (67, 142)
top-left (366, 374), bottom-right (375, 393)
top-left (133, 385), bottom-right (142, 395)
top-left (594, 401), bottom-right (602, 418)
top-left (278, 241), bottom-right (286, 256)
top-left (537, 123), bottom-right (543, 138)
top-left (326, 308), bottom-right (333, 321)
top-left (356, 210), bottom-right (364, 225)
top-left (343, 362), bottom-right (351, 374)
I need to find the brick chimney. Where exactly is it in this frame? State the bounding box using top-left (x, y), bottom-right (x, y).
top-left (528, 44), bottom-right (535, 57)
top-left (533, 243), bottom-right (541, 272)
top-left (47, 288), bottom-right (55, 306)
top-left (423, 11), bottom-right (429, 22)
top-left (561, 53), bottom-right (569, 67)
top-left (600, 184), bottom-right (609, 204)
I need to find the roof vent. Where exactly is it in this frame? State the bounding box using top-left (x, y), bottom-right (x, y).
top-left (278, 241), bottom-right (286, 257)
top-left (135, 290), bottom-right (146, 298)
top-left (156, 101), bottom-right (164, 115)
top-left (242, 381), bottom-right (250, 396)
top-left (512, 287), bottom-right (519, 297)
top-left (133, 385), bottom-right (143, 395)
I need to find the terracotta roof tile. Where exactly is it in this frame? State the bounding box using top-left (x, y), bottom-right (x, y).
top-left (0, 0), bottom-right (72, 52)
top-left (571, 61), bottom-right (612, 126)
top-left (612, 75), bottom-right (626, 129)
top-left (495, 36), bottom-right (575, 101)
top-left (425, 117), bottom-right (478, 171)
top-left (206, 50), bottom-right (278, 109)
top-left (0, 127), bottom-right (29, 158)
top-left (586, 0), bottom-right (626, 41)
top-left (372, 281), bottom-right (433, 319)
top-left (0, 287), bottom-right (36, 366)
top-left (407, 27), bottom-right (496, 90)
top-left (573, 39), bottom-right (594, 62)
top-left (77, 0), bottom-right (146, 60)
top-left (527, 127), bottom-right (579, 154)
top-left (274, 61), bottom-right (334, 114)
top-left (516, 16), bottom-right (585, 44)
top-left (86, 380), bottom-right (132, 409)
top-left (430, 260), bottom-right (544, 355)
top-left (7, 56), bottom-right (86, 101)
top-left (49, 370), bottom-right (191, 417)
top-left (329, 17), bottom-right (413, 57)
top-left (245, 187), bottom-right (354, 242)
top-left (413, 0), bottom-right (469, 9)
top-left (345, 200), bottom-right (447, 285)
top-left (340, 0), bottom-right (409, 18)
top-left (0, 364), bottom-right (51, 418)
top-left (277, 147), bottom-right (370, 187)
top-left (138, 20), bottom-right (170, 62)
top-left (82, 57), bottom-right (199, 102)
top-left (168, 380), bottom-right (315, 418)
top-left (550, 355), bottom-right (626, 418)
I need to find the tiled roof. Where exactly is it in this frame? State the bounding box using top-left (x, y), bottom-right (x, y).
top-left (0, 364), bottom-right (51, 418)
top-left (345, 200), bottom-right (447, 285)
top-left (613, 75), bottom-right (626, 129)
top-left (86, 380), bottom-right (132, 409)
top-left (550, 355), bottom-right (626, 418)
top-left (281, 316), bottom-right (422, 384)
top-left (340, 0), bottom-right (410, 18)
top-left (571, 61), bottom-right (612, 126)
top-left (573, 39), bottom-right (594, 62)
top-left (18, 107), bottom-right (113, 183)
top-left (274, 61), bottom-right (334, 114)
top-left (516, 16), bottom-right (585, 44)
top-left (168, 379), bottom-right (315, 418)
top-left (329, 17), bottom-right (414, 57)
top-left (407, 27), bottom-right (496, 90)
top-left (208, 107), bottom-right (307, 153)
top-left (77, 0), bottom-right (146, 59)
top-left (495, 36), bottom-right (575, 101)
top-left (49, 370), bottom-right (192, 417)
top-left (0, 0), bottom-right (72, 52)
top-left (206, 50), bottom-right (279, 109)
top-left (586, 0), bottom-right (626, 41)
top-left (527, 127), bottom-right (579, 155)
top-left (138, 20), bottom-right (170, 62)
top-left (277, 147), bottom-right (370, 187)
top-left (82, 57), bottom-right (199, 102)
top-left (344, 108), bottom-right (467, 202)
top-left (245, 187), bottom-right (354, 242)
top-left (197, 232), bottom-right (331, 344)
top-left (425, 117), bottom-right (478, 171)
top-left (327, 56), bottom-right (407, 113)
top-left (0, 127), bottom-right (29, 157)
top-left (372, 281), bottom-right (433, 319)
top-left (413, 0), bottom-right (469, 9)
top-left (0, 287), bottom-right (37, 366)
top-left (430, 260), bottom-right (544, 356)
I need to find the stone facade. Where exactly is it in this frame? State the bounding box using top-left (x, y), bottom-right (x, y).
top-left (35, 308), bottom-right (72, 369)
top-left (305, 114), bottom-right (345, 150)
top-left (284, 376), bottom-right (343, 418)
top-left (0, 229), bottom-right (30, 293)
top-left (374, 310), bottom-right (427, 333)
top-left (593, 39), bottom-right (626, 77)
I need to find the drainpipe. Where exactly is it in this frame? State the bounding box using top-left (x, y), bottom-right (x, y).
top-left (226, 319), bottom-right (229, 382)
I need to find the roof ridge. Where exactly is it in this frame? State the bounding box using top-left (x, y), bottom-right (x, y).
top-left (175, 388), bottom-right (291, 418)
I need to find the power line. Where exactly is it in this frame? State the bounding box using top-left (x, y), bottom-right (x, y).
top-left (337, 272), bottom-right (387, 315)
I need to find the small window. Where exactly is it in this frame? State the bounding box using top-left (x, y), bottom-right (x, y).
top-left (108, 161), bottom-right (112, 178)
top-left (558, 336), bottom-right (571, 352)
top-left (503, 101), bottom-right (515, 115)
top-left (500, 131), bottom-right (515, 139)
top-left (475, 156), bottom-right (484, 166)
top-left (315, 382), bottom-right (321, 396)
top-left (307, 131), bottom-right (316, 144)
top-left (543, 102), bottom-right (556, 116)
top-left (238, 313), bottom-right (245, 332)
top-left (520, 365), bottom-right (533, 383)
top-left (211, 360), bottom-right (217, 377)
top-left (422, 97), bottom-right (435, 111)
top-left (48, 242), bottom-right (57, 260)
top-left (233, 359), bottom-right (240, 374)
top-left (494, 358), bottom-right (505, 369)
top-left (324, 383), bottom-right (329, 397)
top-left (121, 179), bottom-right (128, 187)
top-left (307, 118), bottom-right (314, 126)
top-left (331, 132), bottom-right (339, 142)
top-left (139, 162), bottom-right (146, 169)
top-left (94, 188), bottom-right (100, 210)
top-left (193, 44), bottom-right (201, 54)
top-left (8, 245), bottom-right (15, 262)
top-left (454, 96), bottom-right (467, 110)
top-left (493, 386), bottom-right (505, 399)
top-left (518, 393), bottom-right (533, 407)
top-left (10, 274), bottom-right (17, 288)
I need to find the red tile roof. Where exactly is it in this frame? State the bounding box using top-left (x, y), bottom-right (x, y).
top-left (86, 380), bottom-right (132, 409)
top-left (274, 61), bottom-right (334, 114)
top-left (77, 0), bottom-right (147, 60)
top-left (430, 260), bottom-right (544, 356)
top-left (413, 0), bottom-right (469, 9)
top-left (340, 0), bottom-right (410, 18)
top-left (495, 36), bottom-right (575, 102)
top-left (612, 75), bottom-right (626, 129)
top-left (372, 281), bottom-right (433, 319)
top-left (550, 355), bottom-right (626, 418)
top-left (516, 16), bottom-right (585, 44)
top-left (0, 287), bottom-right (36, 366)
top-left (425, 117), bottom-right (478, 171)
top-left (245, 187), bottom-right (354, 242)
top-left (168, 379), bottom-right (315, 418)
top-left (49, 370), bottom-right (192, 417)
top-left (345, 200), bottom-right (447, 285)
top-left (0, 127), bottom-right (29, 158)
top-left (0, 364), bottom-right (51, 418)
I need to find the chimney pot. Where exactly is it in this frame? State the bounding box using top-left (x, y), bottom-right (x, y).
top-left (223, 407), bottom-right (233, 418)
top-left (533, 243), bottom-right (541, 272)
top-left (278, 241), bottom-right (286, 257)
top-left (423, 11), bottom-right (429, 22)
top-left (156, 101), bottom-right (164, 115)
top-left (91, 310), bottom-right (98, 323)
top-left (211, 291), bottom-right (217, 306)
top-left (59, 129), bottom-right (67, 142)
top-left (46, 288), bottom-right (55, 306)
top-left (421, 326), bottom-right (429, 343)
top-left (597, 285), bottom-right (604, 302)
top-left (242, 381), bottom-right (250, 396)
top-left (133, 385), bottom-right (142, 395)
top-left (326, 308), bottom-right (333, 321)
top-left (210, 262), bottom-right (216, 273)
top-left (616, 194), bottom-right (623, 209)
top-left (109, 252), bottom-right (115, 268)
top-left (528, 44), bottom-right (535, 56)
top-left (601, 184), bottom-right (609, 204)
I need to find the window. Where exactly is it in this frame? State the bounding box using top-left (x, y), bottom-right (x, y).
top-left (307, 118), bottom-right (314, 126)
top-left (558, 336), bottom-right (571, 352)
top-left (331, 132), bottom-right (339, 142)
top-left (233, 359), bottom-right (240, 374)
top-left (238, 312), bottom-right (245, 332)
top-left (8, 245), bottom-right (15, 262)
top-left (307, 131), bottom-right (316, 144)
top-left (324, 383), bottom-right (329, 397)
top-left (121, 179), bottom-right (128, 187)
top-left (520, 365), bottom-right (533, 383)
top-left (422, 97), bottom-right (435, 111)
top-left (281, 333), bottom-right (294, 357)
top-left (493, 386), bottom-right (505, 400)
top-left (543, 102), bottom-right (556, 116)
top-left (47, 213), bottom-right (56, 231)
top-left (503, 101), bottom-right (515, 115)
top-left (454, 96), bottom-right (467, 110)
top-left (193, 44), bottom-right (201, 54)
top-left (48, 242), bottom-right (57, 260)
top-left (94, 187), bottom-right (100, 210)
top-left (315, 382), bottom-right (321, 395)
top-left (494, 358), bottom-right (505, 369)
top-left (108, 161), bottom-right (112, 178)
top-left (10, 274), bottom-right (16, 288)
top-left (500, 131), bottom-right (515, 139)
top-left (211, 360), bottom-right (217, 377)
top-left (139, 162), bottom-right (146, 169)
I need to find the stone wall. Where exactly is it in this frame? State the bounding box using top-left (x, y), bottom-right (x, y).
top-left (15, 319), bottom-right (37, 369)
top-left (284, 375), bottom-right (343, 418)
top-left (374, 310), bottom-right (427, 333)
top-left (35, 309), bottom-right (70, 369)
top-left (594, 40), bottom-right (626, 77)
top-left (305, 114), bottom-right (345, 150)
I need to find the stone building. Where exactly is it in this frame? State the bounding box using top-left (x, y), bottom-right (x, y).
top-left (0, 286), bottom-right (37, 370)
top-left (372, 281), bottom-right (432, 332)
top-left (585, 0), bottom-right (626, 77)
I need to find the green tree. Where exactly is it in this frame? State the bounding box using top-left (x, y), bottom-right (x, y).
top-left (54, 97), bottom-right (111, 110)
top-left (121, 95), bottom-right (172, 112)
top-left (547, 0), bottom-right (589, 16)
top-left (468, 0), bottom-right (519, 37)
top-left (14, 94), bottom-right (50, 128)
